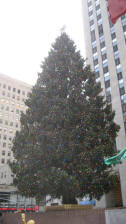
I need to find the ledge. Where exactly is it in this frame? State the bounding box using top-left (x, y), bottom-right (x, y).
top-left (44, 204), bottom-right (93, 211)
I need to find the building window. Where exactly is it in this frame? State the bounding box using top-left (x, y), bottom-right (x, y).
top-left (96, 8), bottom-right (101, 15)
top-left (113, 45), bottom-right (118, 52)
top-left (8, 86), bottom-right (11, 91)
top-left (3, 135), bottom-right (7, 140)
top-left (117, 72), bottom-right (123, 80)
top-left (88, 5), bottom-right (93, 12)
top-left (13, 88), bottom-right (16, 92)
top-left (8, 152), bottom-right (11, 156)
top-left (94, 58), bottom-right (98, 66)
top-left (9, 129), bottom-right (13, 134)
top-left (90, 20), bottom-right (94, 26)
top-left (99, 35), bottom-right (105, 43)
top-left (98, 24), bottom-right (103, 37)
top-left (9, 137), bottom-right (12, 142)
top-left (105, 80), bottom-right (110, 88)
top-left (90, 25), bottom-right (95, 32)
top-left (109, 18), bottom-right (114, 28)
top-left (89, 10), bottom-right (93, 16)
top-left (123, 25), bottom-right (126, 32)
top-left (100, 42), bottom-right (105, 49)
top-left (120, 87), bottom-right (125, 96)
top-left (122, 103), bottom-right (126, 113)
top-left (103, 60), bottom-right (108, 67)
top-left (6, 106), bottom-right (9, 111)
top-left (115, 58), bottom-right (120, 65)
top-left (88, 1), bottom-right (92, 7)
top-left (3, 84), bottom-right (6, 89)
top-left (112, 40), bottom-right (117, 47)
top-left (4, 128), bottom-right (7, 133)
top-left (1, 105), bottom-right (4, 110)
top-left (0, 119), bottom-right (3, 124)
top-left (1, 159), bottom-right (5, 164)
top-left (114, 51), bottom-right (119, 59)
top-left (16, 123), bottom-right (18, 128)
top-left (121, 15), bottom-right (126, 20)
top-left (121, 94), bottom-right (126, 103)
top-left (18, 89), bottom-right (20, 94)
top-left (2, 91), bottom-right (5, 96)
top-left (89, 14), bottom-right (94, 21)
top-left (3, 142), bottom-right (6, 148)
top-left (111, 32), bottom-right (116, 40)
top-left (103, 66), bottom-right (108, 74)
top-left (102, 53), bottom-right (107, 61)
top-left (2, 151), bottom-right (5, 156)
top-left (96, 4), bottom-right (100, 11)
top-left (104, 73), bottom-right (110, 82)
top-left (5, 121), bottom-right (8, 125)
top-left (110, 26), bottom-right (115, 34)
top-left (92, 40), bottom-right (96, 48)
top-left (95, 71), bottom-right (100, 79)
top-left (16, 109), bottom-right (19, 114)
top-left (8, 143), bottom-right (11, 149)
top-left (92, 46), bottom-right (97, 54)
top-left (122, 18), bottom-right (126, 26)
top-left (119, 79), bottom-right (124, 88)
top-left (10, 122), bottom-right (13, 127)
top-left (97, 13), bottom-right (101, 21)
top-left (91, 30), bottom-right (96, 42)
top-left (106, 95), bottom-right (111, 103)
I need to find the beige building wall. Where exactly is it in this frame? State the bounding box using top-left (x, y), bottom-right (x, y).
top-left (82, 0), bottom-right (126, 207)
top-left (0, 73), bottom-right (31, 190)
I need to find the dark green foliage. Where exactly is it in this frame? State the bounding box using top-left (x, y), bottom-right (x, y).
top-left (10, 33), bottom-right (120, 203)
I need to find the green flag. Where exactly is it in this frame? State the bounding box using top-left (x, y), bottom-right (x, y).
top-left (104, 148), bottom-right (126, 165)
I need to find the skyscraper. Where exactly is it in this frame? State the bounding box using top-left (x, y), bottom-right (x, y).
top-left (82, 0), bottom-right (126, 207)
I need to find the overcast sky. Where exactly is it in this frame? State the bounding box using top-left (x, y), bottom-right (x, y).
top-left (0, 0), bottom-right (85, 85)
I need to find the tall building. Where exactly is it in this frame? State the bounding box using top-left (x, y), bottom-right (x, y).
top-left (82, 0), bottom-right (126, 207)
top-left (0, 73), bottom-right (32, 206)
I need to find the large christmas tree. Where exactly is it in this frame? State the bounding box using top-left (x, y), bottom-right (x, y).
top-left (10, 33), bottom-right (120, 204)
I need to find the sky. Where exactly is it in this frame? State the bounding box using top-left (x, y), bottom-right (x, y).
top-left (0, 0), bottom-right (85, 85)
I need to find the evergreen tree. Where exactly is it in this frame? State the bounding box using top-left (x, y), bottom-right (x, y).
top-left (10, 33), bottom-right (120, 203)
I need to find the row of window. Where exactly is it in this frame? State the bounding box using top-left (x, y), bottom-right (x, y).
top-left (121, 15), bottom-right (126, 44)
top-left (0, 127), bottom-right (15, 134)
top-left (95, 2), bottom-right (111, 103)
top-left (108, 13), bottom-right (126, 132)
top-left (1, 158), bottom-right (10, 164)
top-left (1, 172), bottom-right (6, 178)
top-left (0, 83), bottom-right (29, 96)
top-left (0, 120), bottom-right (19, 128)
top-left (0, 106), bottom-right (22, 114)
top-left (1, 91), bottom-right (26, 102)
top-left (2, 150), bottom-right (11, 156)
top-left (0, 142), bottom-right (12, 148)
top-left (0, 135), bottom-right (12, 142)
